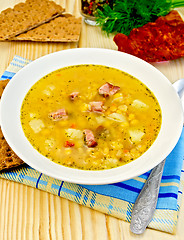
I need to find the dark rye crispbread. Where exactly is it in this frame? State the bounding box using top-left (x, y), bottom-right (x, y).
top-left (0, 128), bottom-right (24, 171)
top-left (0, 79), bottom-right (10, 98)
top-left (12, 14), bottom-right (82, 42)
top-left (0, 80), bottom-right (24, 171)
top-left (0, 0), bottom-right (64, 40)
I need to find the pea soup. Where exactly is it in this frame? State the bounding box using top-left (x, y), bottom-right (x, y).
top-left (21, 65), bottom-right (162, 170)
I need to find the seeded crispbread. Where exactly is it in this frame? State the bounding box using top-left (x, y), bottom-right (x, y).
top-left (0, 80), bottom-right (24, 171)
top-left (0, 0), bottom-right (64, 40)
top-left (12, 14), bottom-right (82, 42)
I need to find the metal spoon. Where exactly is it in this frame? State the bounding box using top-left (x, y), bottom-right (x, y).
top-left (130, 78), bottom-right (184, 234)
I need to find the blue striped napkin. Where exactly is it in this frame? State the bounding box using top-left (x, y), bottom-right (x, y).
top-left (0, 55), bottom-right (184, 234)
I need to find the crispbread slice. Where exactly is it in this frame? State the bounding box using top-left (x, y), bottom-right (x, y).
top-left (0, 128), bottom-right (24, 171)
top-left (0, 80), bottom-right (24, 171)
top-left (0, 79), bottom-right (10, 98)
top-left (12, 14), bottom-right (82, 42)
top-left (0, 0), bottom-right (64, 40)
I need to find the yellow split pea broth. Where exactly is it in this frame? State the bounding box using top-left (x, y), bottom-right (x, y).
top-left (21, 65), bottom-right (162, 170)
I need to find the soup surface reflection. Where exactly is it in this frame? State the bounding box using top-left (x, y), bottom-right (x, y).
top-left (21, 65), bottom-right (162, 170)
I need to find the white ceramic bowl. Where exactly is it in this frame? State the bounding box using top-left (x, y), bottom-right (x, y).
top-left (0, 48), bottom-right (183, 185)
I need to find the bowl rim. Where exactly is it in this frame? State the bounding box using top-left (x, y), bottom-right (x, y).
top-left (0, 48), bottom-right (183, 185)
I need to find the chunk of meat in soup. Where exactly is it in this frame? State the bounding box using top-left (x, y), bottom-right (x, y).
top-left (99, 82), bottom-right (120, 97)
top-left (48, 108), bottom-right (68, 121)
top-left (83, 129), bottom-right (97, 147)
top-left (89, 101), bottom-right (104, 112)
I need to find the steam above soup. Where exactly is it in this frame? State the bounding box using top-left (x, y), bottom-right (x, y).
top-left (21, 65), bottom-right (161, 170)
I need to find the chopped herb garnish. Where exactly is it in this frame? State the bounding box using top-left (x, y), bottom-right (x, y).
top-left (95, 0), bottom-right (184, 35)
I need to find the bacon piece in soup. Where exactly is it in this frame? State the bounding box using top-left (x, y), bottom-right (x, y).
top-left (83, 129), bottom-right (97, 147)
top-left (89, 101), bottom-right (104, 112)
top-left (99, 82), bottom-right (120, 97)
top-left (48, 108), bottom-right (68, 121)
top-left (69, 91), bottom-right (79, 101)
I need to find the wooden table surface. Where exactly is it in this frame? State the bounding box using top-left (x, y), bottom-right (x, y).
top-left (0, 1), bottom-right (184, 239)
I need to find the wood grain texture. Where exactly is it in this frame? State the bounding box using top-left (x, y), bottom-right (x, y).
top-left (0, 1), bottom-right (184, 239)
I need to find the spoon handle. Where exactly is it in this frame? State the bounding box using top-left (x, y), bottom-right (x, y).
top-left (130, 158), bottom-right (166, 234)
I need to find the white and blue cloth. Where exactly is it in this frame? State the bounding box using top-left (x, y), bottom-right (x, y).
top-left (0, 55), bottom-right (184, 233)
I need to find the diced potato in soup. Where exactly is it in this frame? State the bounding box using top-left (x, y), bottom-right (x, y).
top-left (131, 99), bottom-right (148, 109)
top-left (65, 128), bottom-right (83, 139)
top-left (107, 113), bottom-right (127, 122)
top-left (129, 129), bottom-right (145, 142)
top-left (21, 65), bottom-right (162, 170)
top-left (29, 119), bottom-right (45, 133)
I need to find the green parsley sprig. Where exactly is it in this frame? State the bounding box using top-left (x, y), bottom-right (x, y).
top-left (95, 0), bottom-right (184, 35)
